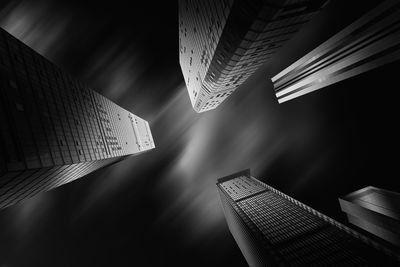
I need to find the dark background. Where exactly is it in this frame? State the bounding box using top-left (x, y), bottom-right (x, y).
top-left (0, 0), bottom-right (399, 266)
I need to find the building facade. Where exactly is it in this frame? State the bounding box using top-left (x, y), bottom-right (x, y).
top-left (0, 27), bottom-right (155, 209)
top-left (217, 169), bottom-right (399, 266)
top-left (340, 186), bottom-right (400, 247)
top-left (179, 0), bottom-right (328, 112)
top-left (271, 0), bottom-right (400, 103)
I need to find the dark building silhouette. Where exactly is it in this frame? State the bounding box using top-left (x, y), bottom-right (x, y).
top-left (272, 0), bottom-right (400, 103)
top-left (179, 0), bottom-right (328, 112)
top-left (217, 169), bottom-right (399, 266)
top-left (0, 27), bottom-right (155, 209)
top-left (340, 186), bottom-right (400, 247)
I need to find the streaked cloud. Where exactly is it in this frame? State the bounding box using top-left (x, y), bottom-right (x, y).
top-left (0, 0), bottom-right (331, 256)
top-left (0, 0), bottom-right (70, 59)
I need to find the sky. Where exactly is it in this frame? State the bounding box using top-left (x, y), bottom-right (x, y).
top-left (0, 0), bottom-right (399, 266)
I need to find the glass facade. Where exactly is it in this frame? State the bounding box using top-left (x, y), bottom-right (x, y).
top-left (217, 170), bottom-right (399, 266)
top-left (272, 0), bottom-right (400, 103)
top-left (0, 27), bottom-right (155, 209)
top-left (179, 0), bottom-right (328, 112)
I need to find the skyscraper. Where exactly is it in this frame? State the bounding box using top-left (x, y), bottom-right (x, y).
top-left (217, 169), bottom-right (399, 266)
top-left (339, 186), bottom-right (400, 247)
top-left (179, 0), bottom-right (328, 113)
top-left (271, 0), bottom-right (400, 103)
top-left (0, 27), bottom-right (155, 209)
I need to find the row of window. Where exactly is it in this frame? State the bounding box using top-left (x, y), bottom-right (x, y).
top-left (0, 28), bottom-right (138, 164)
top-left (0, 158), bottom-right (118, 209)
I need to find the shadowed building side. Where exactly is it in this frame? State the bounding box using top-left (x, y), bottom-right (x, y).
top-left (217, 169), bottom-right (399, 266)
top-left (271, 0), bottom-right (400, 103)
top-left (340, 186), bottom-right (400, 248)
top-left (0, 27), bottom-right (155, 209)
top-left (179, 0), bottom-right (328, 113)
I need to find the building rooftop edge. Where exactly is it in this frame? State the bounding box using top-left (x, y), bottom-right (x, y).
top-left (340, 186), bottom-right (400, 202)
top-left (216, 169), bottom-right (251, 184)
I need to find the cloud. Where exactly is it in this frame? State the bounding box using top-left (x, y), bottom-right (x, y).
top-left (0, 1), bottom-right (70, 59)
top-left (0, 0), bottom-right (327, 249)
top-left (80, 37), bottom-right (152, 103)
top-left (145, 74), bottom-right (323, 243)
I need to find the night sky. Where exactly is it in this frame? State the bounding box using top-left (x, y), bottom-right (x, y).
top-left (0, 1), bottom-right (399, 266)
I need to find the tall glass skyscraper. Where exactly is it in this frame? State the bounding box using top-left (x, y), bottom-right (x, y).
top-left (271, 0), bottom-right (400, 103)
top-left (217, 169), bottom-right (399, 266)
top-left (179, 0), bottom-right (328, 112)
top-left (0, 27), bottom-right (155, 209)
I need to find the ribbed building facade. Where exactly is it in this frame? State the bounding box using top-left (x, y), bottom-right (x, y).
top-left (272, 0), bottom-right (400, 103)
top-left (217, 170), bottom-right (399, 266)
top-left (179, 0), bottom-right (328, 112)
top-left (0, 27), bottom-right (155, 209)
